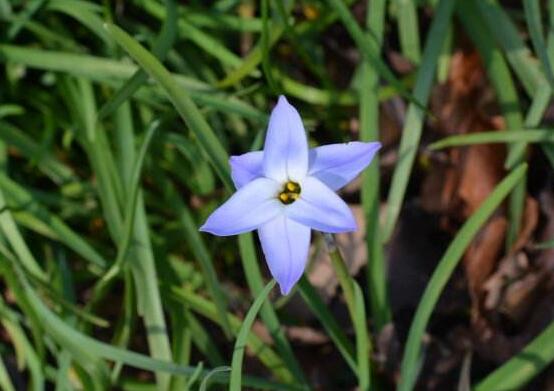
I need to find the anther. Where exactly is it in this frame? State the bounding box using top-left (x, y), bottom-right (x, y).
top-left (278, 181), bottom-right (301, 205)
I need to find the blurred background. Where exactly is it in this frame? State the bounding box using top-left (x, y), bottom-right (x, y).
top-left (0, 0), bottom-right (554, 390)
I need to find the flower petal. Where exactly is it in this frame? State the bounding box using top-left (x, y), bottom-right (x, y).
top-left (308, 141), bottom-right (381, 190)
top-left (200, 177), bottom-right (282, 236)
top-left (286, 176), bottom-right (356, 233)
top-left (263, 96), bottom-right (309, 182)
top-left (229, 151), bottom-right (263, 189)
top-left (258, 215), bottom-right (311, 295)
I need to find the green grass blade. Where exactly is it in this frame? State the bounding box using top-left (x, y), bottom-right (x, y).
top-left (476, 0), bottom-right (548, 97)
top-left (160, 177), bottom-right (232, 338)
top-left (229, 279), bottom-right (276, 391)
top-left (115, 120), bottom-right (158, 257)
top-left (104, 23), bottom-right (233, 189)
top-left (524, 0), bottom-right (554, 91)
top-left (92, 120), bottom-right (159, 288)
top-left (260, 0), bottom-right (278, 92)
top-left (168, 307), bottom-right (192, 391)
top-left (199, 366), bottom-right (230, 391)
top-left (138, 0), bottom-right (250, 71)
top-left (2, 252), bottom-right (281, 388)
top-left (0, 45), bottom-right (266, 122)
top-left (398, 163), bottom-right (528, 391)
top-left (395, 0), bottom-right (421, 63)
top-left (55, 351), bottom-right (73, 391)
top-left (217, 23), bottom-right (284, 88)
top-left (0, 173), bottom-right (107, 270)
top-left (6, 0), bottom-right (45, 40)
top-left (0, 190), bottom-right (46, 281)
top-left (326, 235), bottom-right (372, 389)
top-left (326, 0), bottom-right (422, 108)
top-left (360, 0), bottom-right (391, 331)
top-left (0, 356), bottom-right (15, 391)
top-left (475, 320), bottom-right (554, 391)
top-left (0, 299), bottom-right (44, 391)
top-left (475, 0), bottom-right (549, 169)
top-left (429, 129), bottom-right (554, 149)
top-left (70, 79), bottom-right (124, 241)
top-left (297, 277), bottom-right (357, 372)
top-left (169, 285), bottom-right (294, 383)
top-left (457, 0), bottom-right (528, 254)
top-left (174, 8), bottom-right (262, 32)
top-left (72, 76), bottom-right (173, 389)
top-left (382, 0), bottom-right (456, 242)
top-left (353, 281), bottom-right (371, 391)
top-left (97, 0), bottom-right (177, 121)
top-left (0, 121), bottom-right (75, 184)
top-left (46, 0), bottom-right (111, 46)
top-left (105, 22), bottom-right (306, 385)
top-left (183, 310), bottom-right (225, 367)
top-left (237, 234), bottom-right (307, 385)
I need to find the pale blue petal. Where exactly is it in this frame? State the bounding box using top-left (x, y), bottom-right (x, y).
top-left (229, 151), bottom-right (263, 189)
top-left (200, 177), bottom-right (282, 236)
top-left (263, 96), bottom-right (309, 183)
top-left (286, 176), bottom-right (356, 233)
top-left (308, 141), bottom-right (381, 190)
top-left (258, 215), bottom-right (311, 295)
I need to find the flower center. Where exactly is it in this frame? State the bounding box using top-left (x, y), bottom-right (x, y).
top-left (278, 181), bottom-right (301, 205)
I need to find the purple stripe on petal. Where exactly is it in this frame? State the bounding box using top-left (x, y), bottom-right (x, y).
top-left (263, 96), bottom-right (309, 183)
top-left (308, 141), bottom-right (381, 190)
top-left (258, 215), bottom-right (311, 295)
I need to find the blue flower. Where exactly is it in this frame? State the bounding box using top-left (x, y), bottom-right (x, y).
top-left (200, 96), bottom-right (381, 295)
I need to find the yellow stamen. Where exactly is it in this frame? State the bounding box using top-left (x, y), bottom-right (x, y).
top-left (279, 193), bottom-right (290, 203)
top-left (278, 181), bottom-right (301, 205)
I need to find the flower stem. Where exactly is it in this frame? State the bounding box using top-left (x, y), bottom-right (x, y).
top-left (325, 233), bottom-right (372, 391)
top-left (324, 234), bottom-right (355, 317)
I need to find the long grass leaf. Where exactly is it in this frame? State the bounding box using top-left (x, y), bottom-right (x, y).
top-left (0, 121), bottom-right (75, 184)
top-left (0, 190), bottom-right (46, 281)
top-left (353, 281), bottom-right (370, 391)
top-left (229, 280), bottom-right (276, 391)
top-left (297, 277), bottom-right (356, 372)
top-left (523, 0), bottom-right (554, 91)
top-left (106, 22), bottom-right (307, 385)
top-left (0, 173), bottom-right (107, 269)
top-left (46, 0), bottom-right (111, 46)
top-left (395, 0), bottom-right (421, 63)
top-left (457, 0), bottom-right (528, 255)
top-left (429, 129), bottom-right (554, 149)
top-left (97, 0), bottom-right (177, 121)
top-left (0, 45), bottom-right (266, 122)
top-left (326, 0), bottom-right (422, 108)
top-left (474, 320), bottom-right (554, 391)
top-left (237, 234), bottom-right (307, 385)
top-left (160, 176), bottom-right (232, 338)
top-left (0, 356), bottom-right (15, 391)
top-left (361, 0), bottom-right (391, 330)
top-left (104, 23), bottom-right (233, 189)
top-left (382, 0), bottom-right (456, 242)
top-left (398, 164), bottom-right (527, 391)
top-left (169, 285), bottom-right (294, 383)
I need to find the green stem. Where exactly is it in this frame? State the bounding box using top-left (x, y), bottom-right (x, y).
top-left (325, 234), bottom-right (371, 390)
top-left (325, 234), bottom-right (355, 317)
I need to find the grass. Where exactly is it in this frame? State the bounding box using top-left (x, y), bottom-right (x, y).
top-left (1, 1), bottom-right (554, 390)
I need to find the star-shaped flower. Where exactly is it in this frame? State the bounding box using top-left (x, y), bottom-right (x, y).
top-left (200, 96), bottom-right (381, 295)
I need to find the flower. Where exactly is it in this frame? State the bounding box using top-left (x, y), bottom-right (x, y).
top-left (200, 96), bottom-right (381, 295)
